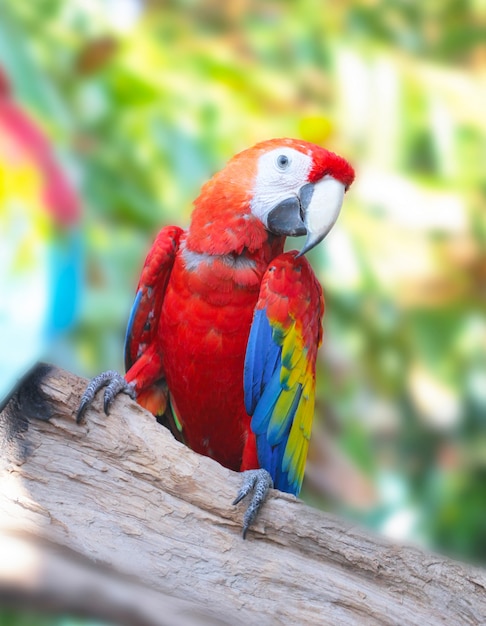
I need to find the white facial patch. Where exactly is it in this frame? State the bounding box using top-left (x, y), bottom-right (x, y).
top-left (250, 147), bottom-right (312, 225)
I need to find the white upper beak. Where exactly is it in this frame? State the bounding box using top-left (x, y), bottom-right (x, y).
top-left (298, 175), bottom-right (345, 256)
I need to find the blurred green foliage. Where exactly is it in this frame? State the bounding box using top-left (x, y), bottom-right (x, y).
top-left (1, 2), bottom-right (485, 597)
top-left (0, 610), bottom-right (107, 626)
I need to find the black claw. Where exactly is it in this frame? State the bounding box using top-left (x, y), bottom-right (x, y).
top-left (232, 493), bottom-right (246, 506)
top-left (242, 521), bottom-right (253, 541)
top-left (76, 370), bottom-right (135, 423)
top-left (103, 396), bottom-right (111, 416)
top-left (76, 399), bottom-right (89, 424)
top-left (233, 469), bottom-right (273, 539)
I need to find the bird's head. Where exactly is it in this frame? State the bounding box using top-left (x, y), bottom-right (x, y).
top-left (188, 138), bottom-right (354, 256)
top-left (248, 138), bottom-right (354, 255)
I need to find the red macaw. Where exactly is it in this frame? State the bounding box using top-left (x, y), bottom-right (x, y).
top-left (0, 66), bottom-right (81, 409)
top-left (78, 138), bottom-right (354, 536)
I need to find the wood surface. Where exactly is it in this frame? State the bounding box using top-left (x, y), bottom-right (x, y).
top-left (1, 364), bottom-right (484, 625)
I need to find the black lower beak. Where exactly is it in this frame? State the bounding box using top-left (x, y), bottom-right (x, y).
top-left (266, 183), bottom-right (314, 237)
top-left (266, 197), bottom-right (306, 236)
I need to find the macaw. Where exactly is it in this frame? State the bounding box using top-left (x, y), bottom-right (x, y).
top-left (78, 138), bottom-right (354, 536)
top-left (0, 67), bottom-right (81, 409)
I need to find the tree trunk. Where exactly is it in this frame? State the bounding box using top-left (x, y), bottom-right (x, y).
top-left (0, 364), bottom-right (484, 626)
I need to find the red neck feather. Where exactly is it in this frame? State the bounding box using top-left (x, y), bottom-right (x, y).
top-left (185, 151), bottom-right (268, 256)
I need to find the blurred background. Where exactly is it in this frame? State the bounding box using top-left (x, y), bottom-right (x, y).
top-left (1, 0), bottom-right (485, 619)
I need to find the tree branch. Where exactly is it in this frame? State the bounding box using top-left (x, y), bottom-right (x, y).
top-left (0, 364), bottom-right (484, 625)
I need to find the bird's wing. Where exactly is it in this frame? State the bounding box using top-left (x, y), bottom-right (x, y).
top-left (124, 226), bottom-right (183, 404)
top-left (244, 251), bottom-right (324, 495)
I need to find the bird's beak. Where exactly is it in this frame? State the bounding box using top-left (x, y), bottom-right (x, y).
top-left (266, 175), bottom-right (345, 255)
top-left (297, 175), bottom-right (345, 256)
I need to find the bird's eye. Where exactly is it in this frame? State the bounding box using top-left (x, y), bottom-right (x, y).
top-left (276, 154), bottom-right (290, 170)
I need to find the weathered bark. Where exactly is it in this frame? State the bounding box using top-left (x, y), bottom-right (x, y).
top-left (0, 364), bottom-right (484, 625)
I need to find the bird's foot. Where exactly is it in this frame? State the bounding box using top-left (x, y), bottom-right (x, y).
top-left (233, 469), bottom-right (273, 539)
top-left (76, 370), bottom-right (135, 423)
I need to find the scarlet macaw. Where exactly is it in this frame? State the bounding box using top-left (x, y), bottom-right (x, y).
top-left (0, 67), bottom-right (81, 408)
top-left (78, 138), bottom-right (354, 535)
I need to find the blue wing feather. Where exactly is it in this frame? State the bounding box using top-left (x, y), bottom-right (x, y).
top-left (124, 289), bottom-right (143, 370)
top-left (244, 301), bottom-right (305, 494)
top-left (267, 385), bottom-right (302, 445)
top-left (250, 368), bottom-right (281, 434)
top-left (243, 253), bottom-right (323, 496)
top-left (243, 309), bottom-right (280, 415)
